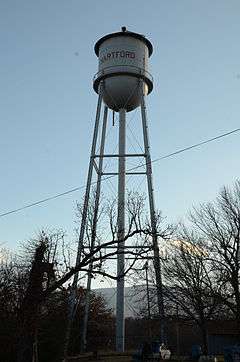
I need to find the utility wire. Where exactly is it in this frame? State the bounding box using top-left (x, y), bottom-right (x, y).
top-left (0, 187), bottom-right (82, 218)
top-left (151, 127), bottom-right (240, 164)
top-left (0, 127), bottom-right (239, 219)
top-left (128, 127), bottom-right (240, 171)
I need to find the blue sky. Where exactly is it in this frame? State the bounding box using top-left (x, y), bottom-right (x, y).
top-left (0, 0), bottom-right (240, 254)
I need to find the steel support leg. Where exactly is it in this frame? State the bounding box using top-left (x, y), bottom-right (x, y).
top-left (81, 106), bottom-right (108, 352)
top-left (116, 108), bottom-right (126, 352)
top-left (140, 91), bottom-right (165, 343)
top-left (64, 87), bottom-right (103, 358)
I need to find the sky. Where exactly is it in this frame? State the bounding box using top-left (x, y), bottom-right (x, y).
top-left (0, 1), bottom-right (240, 282)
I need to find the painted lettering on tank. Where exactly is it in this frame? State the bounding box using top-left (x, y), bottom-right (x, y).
top-left (100, 50), bottom-right (136, 63)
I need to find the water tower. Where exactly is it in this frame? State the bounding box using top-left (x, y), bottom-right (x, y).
top-left (69, 27), bottom-right (164, 353)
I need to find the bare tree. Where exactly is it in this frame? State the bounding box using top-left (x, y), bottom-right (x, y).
top-left (14, 192), bottom-right (167, 361)
top-left (190, 180), bottom-right (240, 335)
top-left (17, 232), bottom-right (58, 362)
top-left (0, 249), bottom-right (23, 360)
top-left (0, 241), bottom-right (115, 362)
top-left (61, 190), bottom-right (176, 356)
top-left (162, 228), bottom-right (222, 353)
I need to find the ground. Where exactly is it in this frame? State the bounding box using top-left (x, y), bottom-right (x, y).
top-left (66, 352), bottom-right (132, 362)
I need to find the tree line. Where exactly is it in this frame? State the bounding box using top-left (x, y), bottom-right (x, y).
top-left (133, 180), bottom-right (240, 353)
top-left (0, 181), bottom-right (240, 360)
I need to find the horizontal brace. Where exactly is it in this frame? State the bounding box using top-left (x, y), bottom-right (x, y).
top-left (93, 153), bottom-right (146, 158)
top-left (101, 256), bottom-right (153, 260)
top-left (102, 172), bottom-right (118, 175)
top-left (101, 172), bottom-right (146, 176)
top-left (84, 245), bottom-right (151, 249)
top-left (107, 246), bottom-right (150, 249)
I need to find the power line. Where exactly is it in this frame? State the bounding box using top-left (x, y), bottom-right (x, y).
top-left (0, 187), bottom-right (82, 218)
top-left (128, 127), bottom-right (240, 172)
top-left (0, 127), bottom-right (239, 219)
top-left (151, 127), bottom-right (240, 164)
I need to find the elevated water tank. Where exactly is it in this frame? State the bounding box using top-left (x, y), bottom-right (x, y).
top-left (93, 27), bottom-right (153, 112)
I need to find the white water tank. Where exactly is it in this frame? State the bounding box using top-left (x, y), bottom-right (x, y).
top-left (93, 27), bottom-right (153, 112)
